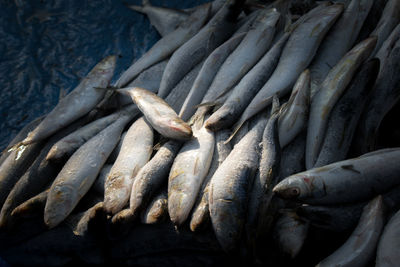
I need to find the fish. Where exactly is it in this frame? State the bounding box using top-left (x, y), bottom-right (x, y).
top-left (118, 87), bottom-right (192, 140)
top-left (178, 32), bottom-right (247, 121)
top-left (376, 207), bottom-right (400, 267)
top-left (209, 112), bottom-right (267, 252)
top-left (130, 140), bottom-right (181, 217)
top-left (168, 120), bottom-right (215, 226)
top-left (0, 114), bottom-right (94, 229)
top-left (10, 189), bottom-right (48, 220)
top-left (189, 129), bottom-right (232, 232)
top-left (231, 4), bottom-right (344, 140)
top-left (279, 131), bottom-right (306, 179)
top-left (73, 201), bottom-right (106, 237)
top-left (353, 37), bottom-right (400, 154)
top-left (204, 32), bottom-right (289, 132)
top-left (305, 37), bottom-right (377, 169)
top-left (193, 8), bottom-right (280, 125)
top-left (103, 117), bottom-right (154, 215)
top-left (20, 55), bottom-right (116, 146)
top-left (127, 0), bottom-right (190, 37)
top-left (314, 58), bottom-right (379, 167)
top-left (273, 148), bottom-right (400, 205)
top-left (368, 0), bottom-right (400, 57)
top-left (107, 132), bottom-right (126, 164)
top-left (278, 69), bottom-right (310, 148)
top-left (157, 0), bottom-right (244, 98)
top-left (272, 211), bottom-right (309, 258)
top-left (92, 164), bottom-right (112, 195)
top-left (308, 0), bottom-right (374, 97)
top-left (246, 99), bottom-right (280, 248)
top-left (46, 105), bottom-right (138, 162)
top-left (114, 4), bottom-right (211, 88)
top-left (44, 115), bottom-right (131, 228)
top-left (141, 190), bottom-right (168, 224)
top-left (316, 196), bottom-right (385, 267)
top-left (375, 23), bottom-right (400, 72)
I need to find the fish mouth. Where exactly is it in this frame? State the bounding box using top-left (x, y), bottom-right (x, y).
top-left (273, 185), bottom-right (300, 199)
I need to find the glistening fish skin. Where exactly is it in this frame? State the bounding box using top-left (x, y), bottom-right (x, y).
top-left (115, 4), bottom-right (210, 88)
top-left (178, 32), bottom-right (246, 121)
top-left (22, 55), bottom-right (116, 145)
top-left (204, 32), bottom-right (289, 131)
top-left (168, 122), bottom-right (215, 226)
top-left (130, 140), bottom-right (182, 217)
top-left (316, 196), bottom-right (385, 267)
top-left (157, 0), bottom-right (243, 98)
top-left (278, 69), bottom-right (310, 148)
top-left (314, 59), bottom-right (379, 167)
top-left (120, 87), bottom-right (192, 140)
top-left (376, 208), bottom-right (400, 267)
top-left (209, 114), bottom-right (267, 252)
top-left (305, 37), bottom-right (377, 169)
top-left (104, 117), bottom-right (154, 215)
top-left (273, 148), bottom-right (400, 205)
top-left (44, 115), bottom-right (129, 228)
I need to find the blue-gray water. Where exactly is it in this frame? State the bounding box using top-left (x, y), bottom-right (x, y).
top-left (0, 0), bottom-right (207, 150)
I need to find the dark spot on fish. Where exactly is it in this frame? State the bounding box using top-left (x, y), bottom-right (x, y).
top-left (341, 164), bottom-right (361, 174)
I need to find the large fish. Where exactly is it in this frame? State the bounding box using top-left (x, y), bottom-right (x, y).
top-left (316, 196), bottom-right (384, 267)
top-left (44, 115), bottom-right (130, 228)
top-left (168, 120), bottom-right (215, 226)
top-left (273, 148), bottom-right (400, 205)
top-left (115, 4), bottom-right (210, 88)
top-left (103, 117), bottom-right (153, 215)
top-left (314, 59), bottom-right (379, 167)
top-left (231, 4), bottom-right (343, 139)
top-left (20, 55), bottom-right (116, 146)
top-left (305, 37), bottom-right (376, 169)
top-left (209, 112), bottom-right (267, 252)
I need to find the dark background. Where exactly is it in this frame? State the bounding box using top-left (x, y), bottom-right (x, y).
top-left (0, 0), bottom-right (208, 150)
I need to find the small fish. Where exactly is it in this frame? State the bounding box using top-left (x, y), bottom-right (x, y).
top-left (119, 87), bottom-right (192, 140)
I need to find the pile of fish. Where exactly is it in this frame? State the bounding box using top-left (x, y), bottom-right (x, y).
top-left (1, 0), bottom-right (400, 265)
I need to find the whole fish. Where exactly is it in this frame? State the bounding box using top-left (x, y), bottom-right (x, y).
top-left (246, 101), bottom-right (280, 247)
top-left (305, 37), bottom-right (377, 169)
top-left (157, 0), bottom-right (244, 98)
top-left (204, 32), bottom-right (289, 132)
top-left (314, 59), bottom-right (379, 167)
top-left (20, 55), bottom-right (116, 146)
top-left (308, 0), bottom-right (374, 97)
top-left (316, 196), bottom-right (384, 267)
top-left (103, 117), bottom-right (154, 215)
top-left (376, 208), bottom-right (400, 267)
top-left (209, 113), bottom-right (267, 252)
top-left (114, 4), bottom-right (210, 88)
top-left (141, 190), bottom-right (168, 224)
top-left (189, 129), bottom-right (232, 232)
top-left (130, 140), bottom-right (181, 217)
top-left (278, 69), bottom-right (310, 148)
top-left (127, 0), bottom-right (190, 37)
top-left (368, 0), bottom-right (400, 57)
top-left (353, 39), bottom-right (400, 153)
top-left (118, 87), bottom-right (192, 140)
top-left (46, 105), bottom-right (138, 162)
top-left (168, 121), bottom-right (215, 226)
top-left (273, 148), bottom-right (400, 205)
top-left (178, 33), bottom-right (246, 121)
top-left (232, 4), bottom-right (343, 139)
top-left (44, 115), bottom-right (130, 228)
top-left (194, 8), bottom-right (280, 125)
top-left (272, 211), bottom-right (309, 258)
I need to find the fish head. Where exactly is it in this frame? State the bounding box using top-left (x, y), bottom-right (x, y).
top-left (44, 184), bottom-right (77, 229)
top-left (273, 175), bottom-right (312, 200)
top-left (166, 117), bottom-right (193, 140)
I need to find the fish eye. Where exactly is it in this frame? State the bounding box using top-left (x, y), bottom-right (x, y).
top-left (291, 187), bottom-right (300, 196)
